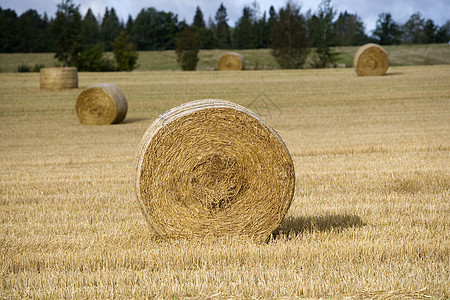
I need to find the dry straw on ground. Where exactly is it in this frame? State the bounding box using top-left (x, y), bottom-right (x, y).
top-left (354, 43), bottom-right (389, 76)
top-left (217, 52), bottom-right (245, 70)
top-left (135, 99), bottom-right (295, 242)
top-left (75, 83), bottom-right (127, 125)
top-left (348, 288), bottom-right (432, 299)
top-left (40, 67), bottom-right (78, 90)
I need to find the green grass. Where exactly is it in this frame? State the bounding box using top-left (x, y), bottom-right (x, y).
top-left (0, 44), bottom-right (449, 73)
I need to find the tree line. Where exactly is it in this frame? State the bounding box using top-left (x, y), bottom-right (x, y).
top-left (1, 0), bottom-right (449, 53)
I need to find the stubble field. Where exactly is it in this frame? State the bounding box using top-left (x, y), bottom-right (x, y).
top-left (0, 65), bottom-right (449, 299)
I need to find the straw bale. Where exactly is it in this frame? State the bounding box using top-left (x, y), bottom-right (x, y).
top-left (75, 83), bottom-right (127, 125)
top-left (217, 52), bottom-right (245, 71)
top-left (135, 99), bottom-right (295, 242)
top-left (40, 67), bottom-right (78, 90)
top-left (354, 43), bottom-right (389, 76)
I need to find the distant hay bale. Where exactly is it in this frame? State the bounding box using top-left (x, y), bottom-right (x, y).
top-left (217, 52), bottom-right (245, 71)
top-left (75, 83), bottom-right (127, 125)
top-left (354, 43), bottom-right (389, 76)
top-left (135, 99), bottom-right (295, 242)
top-left (40, 67), bottom-right (78, 90)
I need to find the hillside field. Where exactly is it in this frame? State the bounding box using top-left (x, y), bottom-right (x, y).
top-left (0, 44), bottom-right (449, 72)
top-left (0, 65), bottom-right (449, 298)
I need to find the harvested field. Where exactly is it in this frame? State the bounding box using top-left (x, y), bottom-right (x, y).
top-left (1, 44), bottom-right (449, 72)
top-left (0, 66), bottom-right (449, 299)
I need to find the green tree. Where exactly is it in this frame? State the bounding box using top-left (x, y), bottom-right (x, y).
top-left (247, 1), bottom-right (269, 48)
top-left (51, 0), bottom-right (82, 66)
top-left (309, 0), bottom-right (339, 68)
top-left (125, 15), bottom-right (133, 34)
top-left (268, 6), bottom-right (278, 30)
top-left (73, 42), bottom-right (115, 71)
top-left (113, 30), bottom-right (139, 71)
top-left (402, 12), bottom-right (425, 44)
top-left (372, 12), bottom-right (402, 45)
top-left (423, 19), bottom-right (437, 43)
top-left (233, 2), bottom-right (268, 49)
top-left (0, 8), bottom-right (18, 52)
top-left (233, 6), bottom-right (255, 49)
top-left (214, 3), bottom-right (231, 49)
top-left (16, 9), bottom-right (47, 52)
top-left (101, 7), bottom-right (122, 51)
top-left (191, 6), bottom-right (215, 49)
top-left (334, 11), bottom-right (367, 46)
top-left (193, 6), bottom-right (205, 28)
top-left (252, 11), bottom-right (269, 48)
top-left (39, 13), bottom-right (54, 52)
top-left (435, 21), bottom-right (450, 43)
top-left (51, 2), bottom-right (113, 71)
top-left (131, 8), bottom-right (179, 50)
top-left (175, 27), bottom-right (200, 71)
top-left (270, 1), bottom-right (310, 69)
top-left (81, 8), bottom-right (100, 46)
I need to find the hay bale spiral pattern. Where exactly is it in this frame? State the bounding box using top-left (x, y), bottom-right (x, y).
top-left (217, 52), bottom-right (245, 71)
top-left (75, 83), bottom-right (127, 125)
top-left (40, 67), bottom-right (78, 90)
top-left (354, 43), bottom-right (389, 76)
top-left (135, 99), bottom-right (295, 242)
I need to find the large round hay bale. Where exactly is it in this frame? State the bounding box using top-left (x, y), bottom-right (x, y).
top-left (217, 52), bottom-right (245, 71)
top-left (135, 99), bottom-right (295, 242)
top-left (353, 43), bottom-right (389, 76)
top-left (40, 67), bottom-right (78, 90)
top-left (75, 83), bottom-right (127, 125)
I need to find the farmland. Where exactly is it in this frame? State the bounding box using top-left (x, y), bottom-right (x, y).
top-left (0, 64), bottom-right (449, 298)
top-left (0, 44), bottom-right (450, 73)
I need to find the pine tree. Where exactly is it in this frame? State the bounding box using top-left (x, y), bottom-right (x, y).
top-left (101, 7), bottom-right (122, 51)
top-left (125, 15), bottom-right (133, 34)
top-left (113, 30), bottom-right (139, 71)
top-left (193, 6), bottom-right (205, 28)
top-left (81, 8), bottom-right (100, 46)
top-left (191, 6), bottom-right (215, 49)
top-left (270, 1), bottom-right (309, 69)
top-left (51, 0), bottom-right (82, 66)
top-left (214, 3), bottom-right (231, 49)
top-left (233, 7), bottom-right (255, 49)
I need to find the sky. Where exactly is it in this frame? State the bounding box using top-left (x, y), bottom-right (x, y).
top-left (1, 0), bottom-right (449, 34)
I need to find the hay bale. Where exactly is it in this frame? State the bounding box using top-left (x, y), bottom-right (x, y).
top-left (217, 52), bottom-right (245, 71)
top-left (135, 99), bottom-right (295, 242)
top-left (354, 43), bottom-right (389, 76)
top-left (75, 83), bottom-right (127, 125)
top-left (40, 67), bottom-right (78, 90)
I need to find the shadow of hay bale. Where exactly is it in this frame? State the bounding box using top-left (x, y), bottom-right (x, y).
top-left (272, 213), bottom-right (366, 239)
top-left (122, 117), bottom-right (152, 124)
